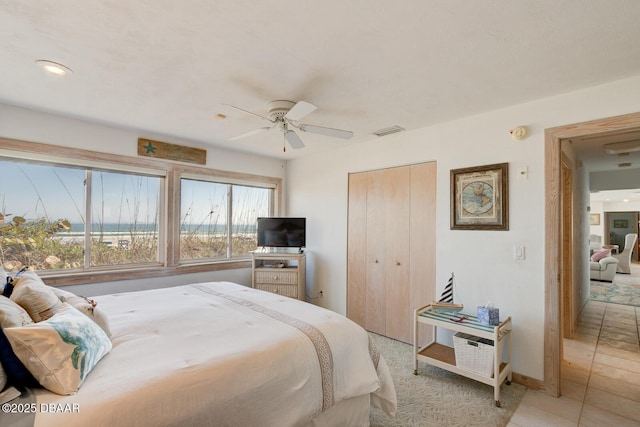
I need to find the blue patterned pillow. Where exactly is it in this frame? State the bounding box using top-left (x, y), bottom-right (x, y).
top-left (4, 303), bottom-right (112, 395)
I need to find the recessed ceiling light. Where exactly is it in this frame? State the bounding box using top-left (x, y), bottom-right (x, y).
top-left (35, 60), bottom-right (72, 76)
top-left (605, 140), bottom-right (640, 154)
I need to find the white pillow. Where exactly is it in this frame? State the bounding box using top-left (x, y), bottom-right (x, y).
top-left (11, 270), bottom-right (61, 322)
top-left (4, 303), bottom-right (112, 395)
top-left (51, 288), bottom-right (112, 337)
top-left (0, 296), bottom-right (34, 328)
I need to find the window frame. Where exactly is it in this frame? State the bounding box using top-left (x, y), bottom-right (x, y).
top-left (178, 174), bottom-right (274, 263)
top-left (0, 137), bottom-right (282, 286)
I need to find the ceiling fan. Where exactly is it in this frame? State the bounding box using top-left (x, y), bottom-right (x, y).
top-left (223, 100), bottom-right (353, 151)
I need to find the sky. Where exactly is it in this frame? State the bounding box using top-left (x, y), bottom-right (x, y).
top-left (0, 161), bottom-right (269, 227)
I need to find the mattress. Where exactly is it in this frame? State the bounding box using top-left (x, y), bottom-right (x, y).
top-left (27, 281), bottom-right (396, 426)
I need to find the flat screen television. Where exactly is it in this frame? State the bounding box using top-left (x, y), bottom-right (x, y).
top-left (257, 217), bottom-right (306, 249)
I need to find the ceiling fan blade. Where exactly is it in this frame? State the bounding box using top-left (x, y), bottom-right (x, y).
top-left (298, 124), bottom-right (353, 139)
top-left (285, 130), bottom-right (305, 149)
top-left (229, 126), bottom-right (271, 141)
top-left (285, 101), bottom-right (317, 121)
top-left (222, 103), bottom-right (272, 122)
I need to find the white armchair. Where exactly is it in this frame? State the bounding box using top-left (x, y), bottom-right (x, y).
top-left (590, 256), bottom-right (619, 282)
top-left (613, 233), bottom-right (638, 274)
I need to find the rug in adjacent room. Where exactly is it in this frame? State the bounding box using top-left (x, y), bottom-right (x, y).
top-left (590, 281), bottom-right (640, 307)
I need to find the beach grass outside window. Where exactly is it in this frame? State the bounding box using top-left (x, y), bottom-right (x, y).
top-left (179, 178), bottom-right (270, 261)
top-left (0, 160), bottom-right (163, 271)
top-left (89, 170), bottom-right (161, 267)
top-left (0, 161), bottom-right (86, 271)
top-left (0, 137), bottom-right (281, 284)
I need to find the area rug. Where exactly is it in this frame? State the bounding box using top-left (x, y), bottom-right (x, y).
top-left (369, 333), bottom-right (526, 427)
top-left (590, 281), bottom-right (640, 307)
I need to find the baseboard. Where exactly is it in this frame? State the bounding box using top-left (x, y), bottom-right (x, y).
top-left (511, 372), bottom-right (545, 391)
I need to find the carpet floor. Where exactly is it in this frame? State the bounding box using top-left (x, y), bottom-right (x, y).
top-left (590, 280), bottom-right (640, 307)
top-left (369, 333), bottom-right (526, 427)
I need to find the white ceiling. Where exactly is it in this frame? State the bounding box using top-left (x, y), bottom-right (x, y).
top-left (590, 188), bottom-right (640, 203)
top-left (2, 1), bottom-right (640, 160)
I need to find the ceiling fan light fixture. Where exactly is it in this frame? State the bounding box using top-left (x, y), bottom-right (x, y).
top-left (225, 99), bottom-right (353, 150)
top-left (36, 60), bottom-right (72, 76)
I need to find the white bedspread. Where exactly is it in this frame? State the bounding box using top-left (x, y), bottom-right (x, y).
top-left (33, 282), bottom-right (396, 427)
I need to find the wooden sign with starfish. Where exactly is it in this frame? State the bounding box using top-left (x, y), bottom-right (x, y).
top-left (137, 138), bottom-right (206, 165)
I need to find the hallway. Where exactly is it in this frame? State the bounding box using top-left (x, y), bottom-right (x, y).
top-left (509, 300), bottom-right (640, 426)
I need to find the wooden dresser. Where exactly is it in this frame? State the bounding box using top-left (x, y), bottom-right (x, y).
top-left (251, 252), bottom-right (306, 301)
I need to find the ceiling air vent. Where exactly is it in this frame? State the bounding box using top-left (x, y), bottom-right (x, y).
top-left (372, 125), bottom-right (405, 137)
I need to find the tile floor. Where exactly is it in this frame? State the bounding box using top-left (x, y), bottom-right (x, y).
top-left (508, 300), bottom-right (640, 426)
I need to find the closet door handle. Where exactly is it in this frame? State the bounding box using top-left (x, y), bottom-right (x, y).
top-left (396, 261), bottom-right (401, 266)
top-left (374, 259), bottom-right (379, 263)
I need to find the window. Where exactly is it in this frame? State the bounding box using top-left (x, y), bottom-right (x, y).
top-left (0, 138), bottom-right (280, 281)
top-left (89, 170), bottom-right (161, 267)
top-left (0, 161), bottom-right (162, 271)
top-left (0, 161), bottom-right (85, 271)
top-left (179, 178), bottom-right (270, 261)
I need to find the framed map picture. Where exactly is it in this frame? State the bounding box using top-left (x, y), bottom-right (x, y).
top-left (450, 162), bottom-right (509, 230)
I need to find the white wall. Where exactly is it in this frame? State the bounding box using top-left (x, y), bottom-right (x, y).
top-left (590, 200), bottom-right (605, 239)
top-left (575, 154), bottom-right (592, 320)
top-left (0, 104), bottom-right (286, 178)
top-left (0, 103), bottom-right (286, 292)
top-left (287, 74), bottom-right (640, 381)
top-left (602, 200), bottom-right (640, 212)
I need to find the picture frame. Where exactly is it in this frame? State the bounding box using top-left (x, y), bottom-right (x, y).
top-left (450, 162), bottom-right (508, 230)
top-left (589, 213), bottom-right (600, 225)
top-left (613, 219), bottom-right (628, 228)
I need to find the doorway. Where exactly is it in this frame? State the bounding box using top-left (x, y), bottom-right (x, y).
top-left (604, 211), bottom-right (640, 259)
top-left (544, 111), bottom-right (640, 397)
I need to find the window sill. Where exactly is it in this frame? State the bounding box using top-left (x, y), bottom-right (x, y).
top-left (40, 259), bottom-right (252, 287)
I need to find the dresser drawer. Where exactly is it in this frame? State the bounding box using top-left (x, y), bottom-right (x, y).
top-left (255, 283), bottom-right (298, 298)
top-left (255, 269), bottom-right (297, 285)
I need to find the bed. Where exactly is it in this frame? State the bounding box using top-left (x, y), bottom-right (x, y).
top-left (1, 280), bottom-right (396, 427)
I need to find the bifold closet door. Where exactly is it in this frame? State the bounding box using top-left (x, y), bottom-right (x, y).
top-left (347, 172), bottom-right (367, 330)
top-left (380, 166), bottom-right (411, 342)
top-left (363, 168), bottom-right (388, 336)
top-left (347, 162), bottom-right (436, 344)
